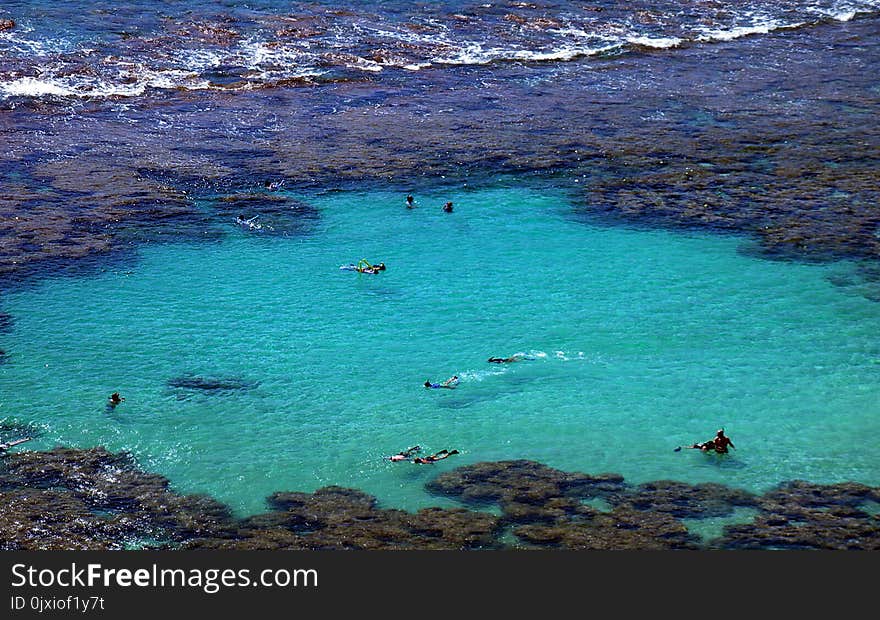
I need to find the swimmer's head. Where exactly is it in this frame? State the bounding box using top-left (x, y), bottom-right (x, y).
top-left (424, 381), bottom-right (431, 388)
top-left (717, 429), bottom-right (725, 436)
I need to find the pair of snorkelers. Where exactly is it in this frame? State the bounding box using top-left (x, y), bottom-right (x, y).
top-left (387, 446), bottom-right (459, 464)
top-left (405, 194), bottom-right (454, 213)
top-left (424, 355), bottom-right (536, 390)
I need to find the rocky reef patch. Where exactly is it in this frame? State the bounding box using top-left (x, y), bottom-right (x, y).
top-left (0, 447), bottom-right (235, 550)
top-left (1, 449), bottom-right (876, 551)
top-left (2, 16), bottom-right (879, 289)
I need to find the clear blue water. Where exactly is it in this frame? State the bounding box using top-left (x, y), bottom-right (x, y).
top-left (2, 183), bottom-right (878, 515)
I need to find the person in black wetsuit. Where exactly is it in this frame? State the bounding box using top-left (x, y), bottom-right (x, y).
top-left (414, 449), bottom-right (459, 464)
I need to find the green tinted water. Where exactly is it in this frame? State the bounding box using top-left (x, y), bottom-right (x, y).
top-left (2, 185), bottom-right (878, 514)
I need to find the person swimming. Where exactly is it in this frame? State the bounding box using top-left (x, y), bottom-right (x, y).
top-left (356, 259), bottom-right (386, 274)
top-left (487, 355), bottom-right (524, 363)
top-left (265, 180), bottom-right (284, 191)
top-left (442, 201), bottom-right (454, 213)
top-left (406, 195), bottom-right (416, 208)
top-left (675, 429), bottom-right (736, 454)
top-left (388, 445), bottom-right (421, 462)
top-left (235, 214), bottom-right (262, 230)
top-left (424, 375), bottom-right (459, 389)
top-left (0, 437), bottom-right (33, 454)
top-left (108, 392), bottom-right (125, 408)
top-left (414, 449), bottom-right (459, 464)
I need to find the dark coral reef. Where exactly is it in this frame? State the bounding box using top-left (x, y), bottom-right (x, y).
top-left (1, 449), bottom-right (877, 551)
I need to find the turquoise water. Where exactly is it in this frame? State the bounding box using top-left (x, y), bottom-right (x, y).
top-left (1, 184), bottom-right (878, 515)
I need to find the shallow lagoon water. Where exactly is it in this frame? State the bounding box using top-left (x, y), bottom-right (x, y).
top-left (1, 184), bottom-right (878, 515)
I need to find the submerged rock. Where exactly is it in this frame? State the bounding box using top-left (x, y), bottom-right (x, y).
top-left (2, 449), bottom-right (878, 550)
top-left (426, 460), bottom-right (625, 507)
top-left (427, 461), bottom-right (703, 548)
top-left (189, 486), bottom-right (501, 550)
top-left (166, 374), bottom-right (260, 394)
top-left (0, 447), bottom-right (235, 550)
top-left (611, 480), bottom-right (759, 519)
top-left (712, 480), bottom-right (880, 550)
top-left (513, 505), bottom-right (699, 550)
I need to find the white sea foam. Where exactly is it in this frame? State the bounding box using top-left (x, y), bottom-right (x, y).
top-left (0, 75), bottom-right (145, 98)
top-left (625, 36), bottom-right (683, 49)
top-left (344, 56), bottom-right (384, 72)
top-left (457, 367), bottom-right (509, 382)
top-left (806, 1), bottom-right (878, 22)
top-left (696, 22), bottom-right (781, 43)
top-left (434, 41), bottom-right (617, 66)
top-left (693, 16), bottom-right (808, 44)
top-left (0, 26), bottom-right (76, 57)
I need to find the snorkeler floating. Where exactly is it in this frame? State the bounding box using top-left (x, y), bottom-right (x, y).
top-left (387, 446), bottom-right (421, 462)
top-left (675, 429), bottom-right (735, 454)
top-left (340, 259), bottom-right (386, 274)
top-left (424, 376), bottom-right (459, 389)
top-left (235, 214), bottom-right (262, 230)
top-left (413, 449), bottom-right (459, 464)
top-left (487, 354), bottom-right (533, 363)
top-left (0, 437), bottom-right (33, 455)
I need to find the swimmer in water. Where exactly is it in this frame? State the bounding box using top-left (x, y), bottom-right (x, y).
top-left (486, 354), bottom-right (535, 364)
top-left (0, 437), bottom-right (33, 455)
top-left (675, 429), bottom-right (736, 454)
top-left (108, 392), bottom-right (125, 408)
top-left (414, 449), bottom-right (459, 464)
top-left (406, 195), bottom-right (416, 208)
top-left (424, 375), bottom-right (459, 389)
top-left (356, 259), bottom-right (386, 274)
top-left (442, 201), bottom-right (453, 213)
top-left (388, 446), bottom-right (421, 462)
top-left (236, 214), bottom-right (262, 229)
top-left (265, 180), bottom-right (284, 191)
